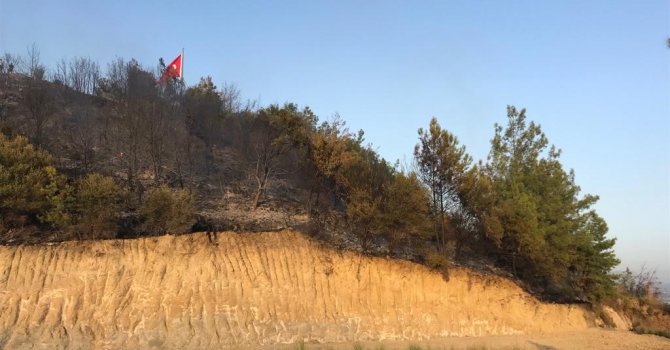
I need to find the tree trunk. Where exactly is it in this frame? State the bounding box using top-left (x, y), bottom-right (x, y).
top-left (252, 162), bottom-right (269, 210)
top-left (252, 185), bottom-right (264, 209)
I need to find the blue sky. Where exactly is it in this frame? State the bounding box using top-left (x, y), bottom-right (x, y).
top-left (2, 0), bottom-right (669, 281)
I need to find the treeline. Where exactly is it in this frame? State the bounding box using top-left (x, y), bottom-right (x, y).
top-left (0, 48), bottom-right (619, 303)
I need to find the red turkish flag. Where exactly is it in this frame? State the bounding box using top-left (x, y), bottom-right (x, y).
top-left (159, 54), bottom-right (182, 82)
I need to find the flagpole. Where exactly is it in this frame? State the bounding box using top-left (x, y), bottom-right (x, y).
top-left (180, 48), bottom-right (184, 83)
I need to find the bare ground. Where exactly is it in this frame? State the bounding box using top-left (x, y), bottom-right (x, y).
top-left (268, 329), bottom-right (670, 350)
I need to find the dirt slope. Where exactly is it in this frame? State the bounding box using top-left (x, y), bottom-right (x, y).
top-left (0, 231), bottom-right (644, 349)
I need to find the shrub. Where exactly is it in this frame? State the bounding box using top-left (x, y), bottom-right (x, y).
top-left (0, 134), bottom-right (72, 235)
top-left (40, 166), bottom-right (74, 229)
top-left (632, 323), bottom-right (670, 339)
top-left (424, 249), bottom-right (449, 270)
top-left (140, 185), bottom-right (195, 234)
top-left (74, 173), bottom-right (125, 239)
top-left (619, 266), bottom-right (661, 301)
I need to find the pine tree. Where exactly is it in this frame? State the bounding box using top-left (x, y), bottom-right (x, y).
top-left (414, 117), bottom-right (472, 252)
top-left (0, 134), bottom-right (70, 232)
top-left (484, 106), bottom-right (619, 301)
top-left (140, 186), bottom-right (195, 234)
top-left (74, 173), bottom-right (125, 239)
top-left (570, 210), bottom-right (619, 301)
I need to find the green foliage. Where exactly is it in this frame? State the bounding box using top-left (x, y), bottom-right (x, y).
top-left (424, 249), bottom-right (450, 270)
top-left (185, 76), bottom-right (224, 146)
top-left (140, 185), bottom-right (195, 234)
top-left (39, 166), bottom-right (75, 229)
top-left (415, 118), bottom-right (472, 198)
top-left (309, 116), bottom-right (355, 192)
top-left (381, 172), bottom-right (432, 247)
top-left (414, 117), bottom-right (474, 252)
top-left (265, 103), bottom-right (317, 150)
top-left (74, 173), bottom-right (125, 238)
top-left (618, 266), bottom-right (661, 301)
top-left (0, 134), bottom-right (52, 214)
top-left (346, 186), bottom-right (384, 250)
top-left (570, 211), bottom-right (620, 301)
top-left (341, 144), bottom-right (392, 249)
top-left (249, 104), bottom-right (317, 209)
top-left (452, 165), bottom-right (496, 255)
top-left (306, 117), bottom-right (432, 252)
top-left (1, 48), bottom-right (624, 306)
top-left (482, 106), bottom-right (619, 301)
top-left (0, 134), bottom-right (71, 232)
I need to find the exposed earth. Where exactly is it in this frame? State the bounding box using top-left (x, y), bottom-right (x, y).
top-left (0, 231), bottom-right (668, 349)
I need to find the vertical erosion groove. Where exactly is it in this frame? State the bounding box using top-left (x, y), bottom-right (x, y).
top-left (0, 231), bottom-right (594, 349)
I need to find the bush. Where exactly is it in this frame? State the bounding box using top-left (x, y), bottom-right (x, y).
top-left (74, 173), bottom-right (125, 239)
top-left (619, 266), bottom-right (661, 301)
top-left (40, 166), bottom-right (74, 230)
top-left (0, 134), bottom-right (72, 237)
top-left (424, 249), bottom-right (449, 270)
top-left (632, 323), bottom-right (670, 339)
top-left (140, 185), bottom-right (195, 234)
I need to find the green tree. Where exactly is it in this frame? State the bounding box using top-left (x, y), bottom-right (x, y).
top-left (341, 143), bottom-right (393, 250)
top-left (483, 106), bottom-right (618, 301)
top-left (184, 76), bottom-right (224, 174)
top-left (140, 185), bottom-right (195, 234)
top-left (346, 187), bottom-right (384, 251)
top-left (39, 166), bottom-right (74, 230)
top-left (307, 116), bottom-right (355, 213)
top-left (249, 104), bottom-right (316, 209)
top-left (484, 106), bottom-right (556, 279)
top-left (0, 134), bottom-right (70, 232)
top-left (414, 117), bottom-right (473, 252)
top-left (310, 118), bottom-right (354, 189)
top-left (570, 210), bottom-right (619, 301)
top-left (381, 172), bottom-right (432, 250)
top-left (74, 173), bottom-right (125, 239)
top-left (450, 164), bottom-right (496, 258)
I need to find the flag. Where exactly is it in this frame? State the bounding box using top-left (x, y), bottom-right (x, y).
top-left (159, 53), bottom-right (183, 82)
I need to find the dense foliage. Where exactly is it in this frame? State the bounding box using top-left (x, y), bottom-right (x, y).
top-left (140, 186), bottom-right (195, 234)
top-left (481, 107), bottom-right (619, 301)
top-left (0, 134), bottom-right (65, 232)
top-left (0, 49), bottom-right (620, 303)
top-left (74, 173), bottom-right (125, 239)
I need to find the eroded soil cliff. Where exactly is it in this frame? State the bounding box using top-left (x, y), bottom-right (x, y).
top-left (0, 231), bottom-right (599, 349)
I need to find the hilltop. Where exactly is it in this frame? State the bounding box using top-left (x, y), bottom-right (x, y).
top-left (1, 50), bottom-right (667, 329)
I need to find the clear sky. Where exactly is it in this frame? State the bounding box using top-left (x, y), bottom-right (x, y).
top-left (2, 0), bottom-right (669, 281)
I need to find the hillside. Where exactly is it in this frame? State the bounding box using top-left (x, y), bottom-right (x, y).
top-left (0, 230), bottom-right (649, 349)
top-left (0, 51), bottom-right (628, 308)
